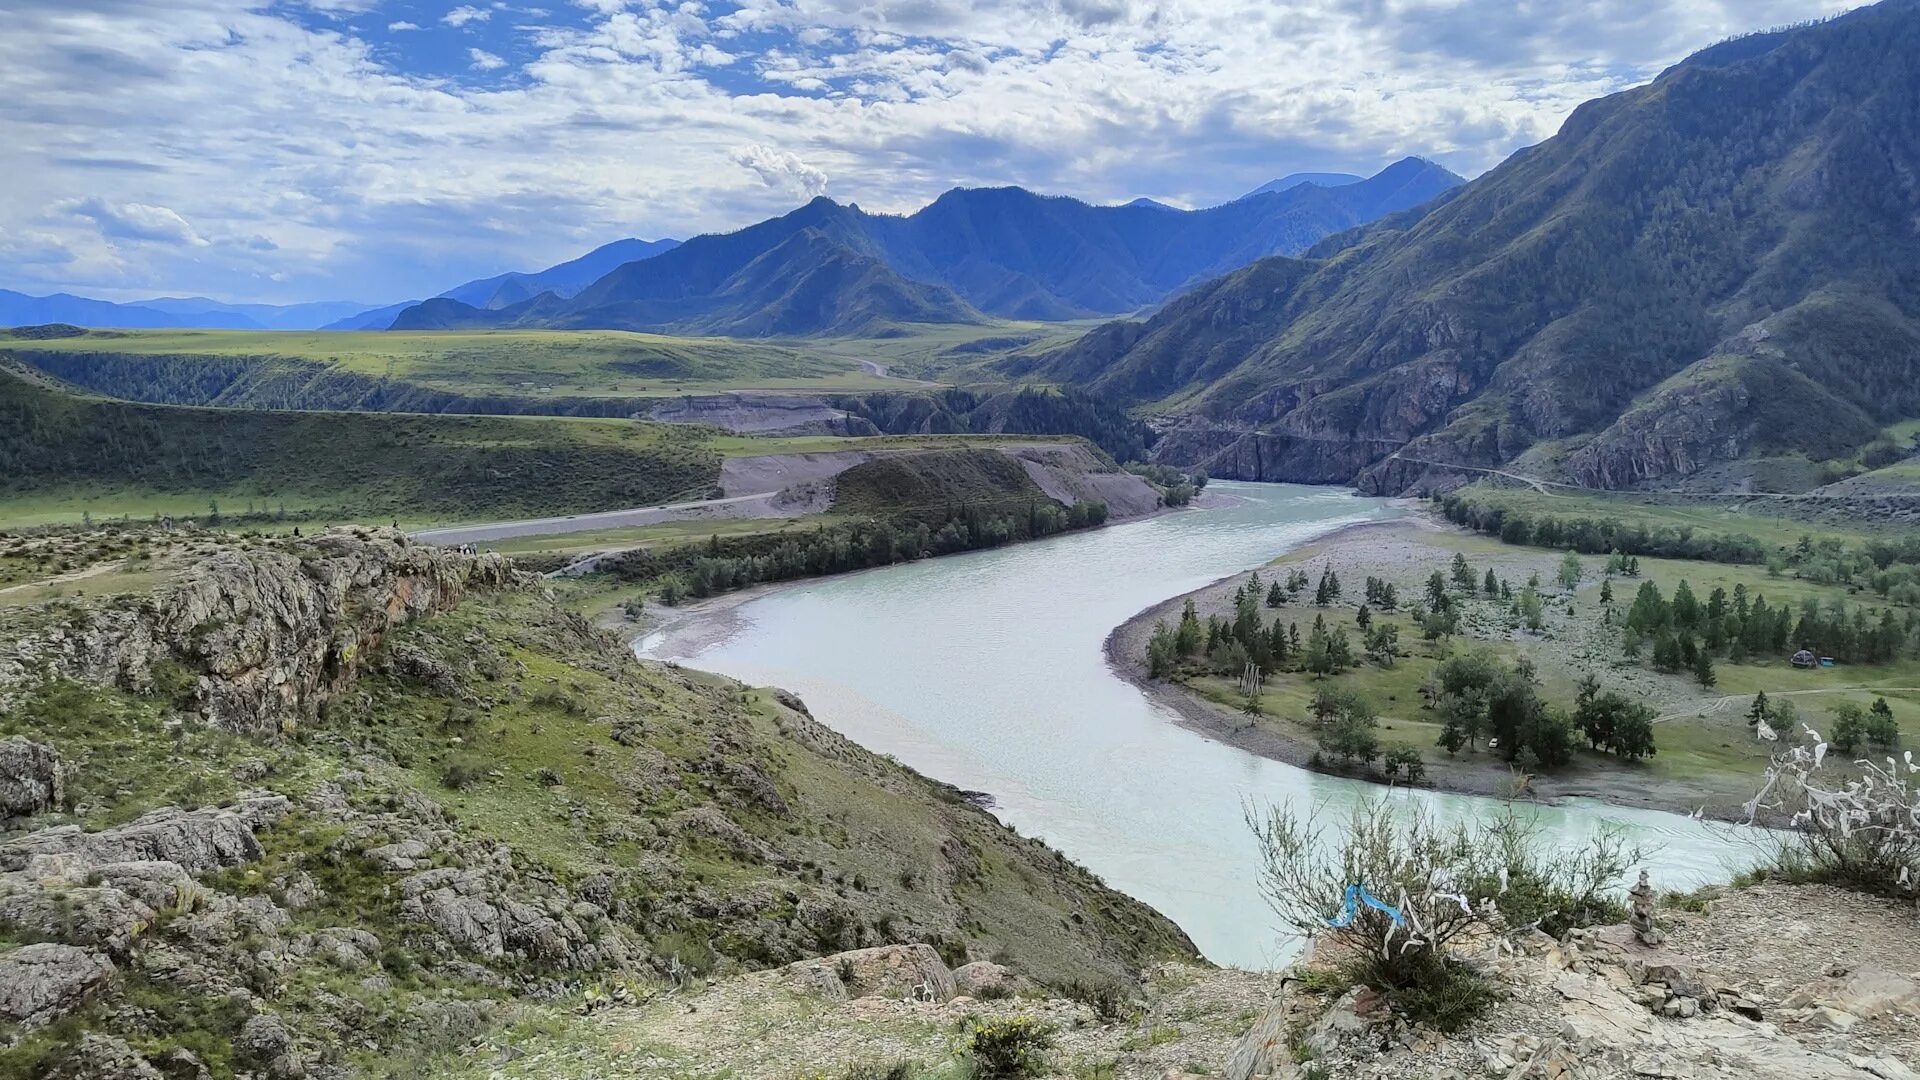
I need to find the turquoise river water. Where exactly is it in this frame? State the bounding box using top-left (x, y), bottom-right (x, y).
top-left (639, 482), bottom-right (1745, 969)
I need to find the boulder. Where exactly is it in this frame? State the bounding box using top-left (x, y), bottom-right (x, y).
top-left (953, 960), bottom-right (1015, 998)
top-left (0, 942), bottom-right (116, 1028)
top-left (0, 736), bottom-right (66, 818)
top-left (0, 804), bottom-right (271, 874)
top-left (236, 1012), bottom-right (306, 1079)
top-left (784, 944), bottom-right (957, 1002)
top-left (0, 879), bottom-right (157, 956)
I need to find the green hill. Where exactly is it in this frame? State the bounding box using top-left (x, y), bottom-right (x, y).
top-left (0, 363), bottom-right (723, 524)
top-left (1031, 1), bottom-right (1920, 494)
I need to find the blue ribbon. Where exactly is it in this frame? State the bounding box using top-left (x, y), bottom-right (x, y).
top-left (1326, 884), bottom-right (1405, 928)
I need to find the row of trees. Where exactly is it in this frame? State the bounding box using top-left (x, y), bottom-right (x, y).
top-left (1617, 578), bottom-right (1915, 673)
top-left (1425, 654), bottom-right (1657, 771)
top-left (609, 498), bottom-right (1110, 603)
top-left (1146, 571), bottom-right (1403, 681)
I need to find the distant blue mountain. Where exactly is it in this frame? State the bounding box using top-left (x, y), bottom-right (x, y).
top-left (133, 297), bottom-right (375, 330)
top-left (436, 237), bottom-right (682, 310)
top-left (1123, 197), bottom-right (1181, 211)
top-left (1238, 171), bottom-right (1366, 200)
top-left (391, 156), bottom-right (1466, 334)
top-left (323, 236), bottom-right (683, 330)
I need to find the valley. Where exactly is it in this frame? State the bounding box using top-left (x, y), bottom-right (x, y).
top-left (9, 3), bottom-right (1920, 1079)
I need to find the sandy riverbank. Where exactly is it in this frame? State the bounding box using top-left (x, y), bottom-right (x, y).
top-left (1101, 512), bottom-right (1762, 821)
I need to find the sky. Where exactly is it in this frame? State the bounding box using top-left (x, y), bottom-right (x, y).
top-left (0, 0), bottom-right (1863, 306)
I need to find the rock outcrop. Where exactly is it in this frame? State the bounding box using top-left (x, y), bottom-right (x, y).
top-left (0, 942), bottom-right (115, 1029)
top-left (0, 735), bottom-right (66, 818)
top-left (0, 528), bottom-right (520, 735)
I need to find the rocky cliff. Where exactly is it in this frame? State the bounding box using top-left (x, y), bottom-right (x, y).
top-left (0, 528), bottom-right (520, 736)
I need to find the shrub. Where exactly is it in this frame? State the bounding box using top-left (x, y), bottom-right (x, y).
top-left (1747, 742), bottom-right (1920, 900)
top-left (965, 1017), bottom-right (1055, 1079)
top-left (1246, 800), bottom-right (1642, 1031)
top-left (440, 756), bottom-right (488, 790)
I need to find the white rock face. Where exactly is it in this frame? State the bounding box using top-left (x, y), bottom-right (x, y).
top-left (0, 736), bottom-right (65, 818)
top-left (784, 944), bottom-right (958, 1002)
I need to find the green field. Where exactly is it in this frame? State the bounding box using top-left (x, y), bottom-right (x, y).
top-left (3, 327), bottom-right (924, 399)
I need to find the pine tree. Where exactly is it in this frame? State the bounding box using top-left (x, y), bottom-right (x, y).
top-left (1483, 567), bottom-right (1499, 597)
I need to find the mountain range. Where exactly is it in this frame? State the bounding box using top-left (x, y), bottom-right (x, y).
top-left (1025, 0), bottom-right (1920, 492)
top-left (0, 290), bottom-right (375, 331)
top-left (388, 157), bottom-right (1464, 336)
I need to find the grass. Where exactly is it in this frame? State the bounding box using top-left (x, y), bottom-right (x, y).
top-left (1450, 485), bottom-right (1906, 547)
top-left (5, 327), bottom-right (916, 399)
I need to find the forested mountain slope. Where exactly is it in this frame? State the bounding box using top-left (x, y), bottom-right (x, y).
top-left (1029, 0), bottom-right (1920, 493)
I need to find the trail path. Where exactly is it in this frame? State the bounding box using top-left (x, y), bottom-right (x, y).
top-left (853, 359), bottom-right (938, 386)
top-left (1654, 686), bottom-right (1920, 724)
top-left (413, 491), bottom-right (779, 546)
top-left (0, 560), bottom-right (121, 597)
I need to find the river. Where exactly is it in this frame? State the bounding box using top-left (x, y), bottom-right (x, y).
top-left (638, 482), bottom-right (1745, 969)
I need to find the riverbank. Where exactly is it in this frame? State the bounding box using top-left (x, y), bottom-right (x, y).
top-left (1102, 512), bottom-right (1769, 821)
top-left (600, 488), bottom-right (1244, 648)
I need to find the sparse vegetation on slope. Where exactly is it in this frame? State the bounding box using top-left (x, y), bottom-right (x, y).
top-left (0, 528), bottom-right (1194, 1077)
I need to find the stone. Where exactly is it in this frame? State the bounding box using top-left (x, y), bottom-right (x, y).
top-left (0, 879), bottom-right (157, 956)
top-left (1804, 1006), bottom-right (1859, 1032)
top-left (47, 1033), bottom-right (164, 1080)
top-left (1851, 1057), bottom-right (1920, 1080)
top-left (0, 942), bottom-right (116, 1028)
top-left (0, 736), bottom-right (66, 818)
top-left (0, 805), bottom-right (265, 874)
top-left (953, 960), bottom-right (1015, 998)
top-left (1225, 999), bottom-right (1293, 1080)
top-left (1304, 985), bottom-right (1379, 1058)
top-left (1627, 869), bottom-right (1662, 946)
top-left (783, 944), bottom-right (956, 1002)
top-left (1783, 967), bottom-right (1920, 1020)
top-left (236, 1012), bottom-right (307, 1079)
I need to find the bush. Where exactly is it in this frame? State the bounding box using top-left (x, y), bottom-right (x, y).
top-left (440, 756), bottom-right (488, 790)
top-left (965, 1017), bottom-right (1055, 1079)
top-left (1246, 800), bottom-right (1643, 1031)
top-left (1748, 743), bottom-right (1920, 900)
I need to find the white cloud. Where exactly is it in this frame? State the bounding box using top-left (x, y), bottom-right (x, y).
top-left (60, 197), bottom-right (209, 247)
top-left (733, 144), bottom-right (830, 197)
top-left (388, 20), bottom-right (423, 31)
top-left (443, 5), bottom-right (491, 27)
top-left (0, 0), bottom-right (1866, 303)
top-left (469, 48), bottom-right (508, 70)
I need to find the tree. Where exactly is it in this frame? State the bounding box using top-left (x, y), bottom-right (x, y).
top-left (1483, 567), bottom-right (1499, 597)
top-left (1317, 696), bottom-right (1380, 766)
top-left (1315, 568), bottom-right (1335, 606)
top-left (1426, 571), bottom-right (1449, 613)
top-left (1451, 552), bottom-right (1476, 592)
top-left (1746, 691), bottom-right (1770, 729)
top-left (1829, 702), bottom-right (1869, 754)
top-left (1383, 744), bottom-right (1426, 783)
top-left (1558, 551), bottom-right (1583, 592)
top-left (1691, 649), bottom-right (1716, 688)
top-left (1672, 580), bottom-right (1701, 630)
top-left (1267, 580), bottom-right (1285, 608)
top-left (1146, 621), bottom-right (1177, 677)
top-left (1355, 604), bottom-right (1373, 631)
top-left (1517, 587), bottom-right (1546, 632)
top-left (1868, 698), bottom-right (1900, 750)
top-left (1365, 622), bottom-right (1400, 666)
top-left (1599, 578), bottom-right (1614, 609)
top-left (1766, 699), bottom-right (1799, 741)
top-left (1174, 598), bottom-right (1202, 655)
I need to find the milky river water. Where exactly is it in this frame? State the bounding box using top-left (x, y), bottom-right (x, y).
top-left (639, 482), bottom-right (1745, 969)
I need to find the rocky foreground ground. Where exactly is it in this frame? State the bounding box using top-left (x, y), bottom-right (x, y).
top-left (456, 881), bottom-right (1919, 1080)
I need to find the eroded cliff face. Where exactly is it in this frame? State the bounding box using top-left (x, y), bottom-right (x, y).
top-left (0, 528), bottom-right (521, 735)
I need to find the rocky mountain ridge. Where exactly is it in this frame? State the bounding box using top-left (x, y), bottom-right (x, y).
top-left (1031, 1), bottom-right (1920, 494)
